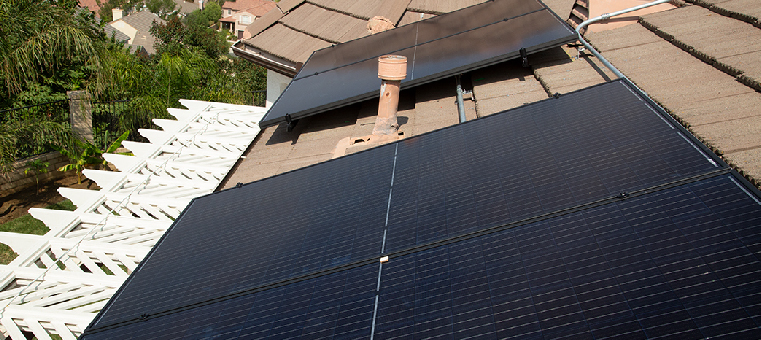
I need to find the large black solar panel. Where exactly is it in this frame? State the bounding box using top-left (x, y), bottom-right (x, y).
top-left (375, 174), bottom-right (761, 340)
top-left (383, 80), bottom-right (719, 252)
top-left (259, 0), bottom-right (576, 127)
top-left (88, 144), bottom-right (397, 327)
top-left (83, 80), bottom-right (761, 339)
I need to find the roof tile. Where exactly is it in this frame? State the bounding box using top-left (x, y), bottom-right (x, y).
top-left (397, 11), bottom-right (434, 26)
top-left (541, 0), bottom-right (576, 18)
top-left (244, 5), bottom-right (284, 36)
top-left (280, 3), bottom-right (368, 43)
top-left (245, 23), bottom-right (333, 63)
top-left (277, 0), bottom-right (306, 13)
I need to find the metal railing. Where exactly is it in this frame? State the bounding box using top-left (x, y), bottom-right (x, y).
top-left (252, 90), bottom-right (266, 107)
top-left (0, 99), bottom-right (70, 125)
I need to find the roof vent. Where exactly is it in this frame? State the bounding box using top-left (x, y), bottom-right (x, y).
top-left (373, 55), bottom-right (407, 136)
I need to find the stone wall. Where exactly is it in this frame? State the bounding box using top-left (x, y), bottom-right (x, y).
top-left (0, 152), bottom-right (70, 195)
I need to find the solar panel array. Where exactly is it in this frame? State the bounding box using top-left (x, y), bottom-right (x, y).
top-left (259, 0), bottom-right (576, 127)
top-left (82, 80), bottom-right (761, 339)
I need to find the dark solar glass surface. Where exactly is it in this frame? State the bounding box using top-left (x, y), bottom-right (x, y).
top-left (295, 0), bottom-right (545, 79)
top-left (84, 80), bottom-right (753, 339)
top-left (383, 80), bottom-right (718, 252)
top-left (260, 0), bottom-right (575, 127)
top-left (82, 264), bottom-right (379, 340)
top-left (90, 144), bottom-right (397, 327)
top-left (374, 174), bottom-right (761, 340)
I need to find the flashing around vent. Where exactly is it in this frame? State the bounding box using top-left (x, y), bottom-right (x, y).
top-left (0, 100), bottom-right (266, 340)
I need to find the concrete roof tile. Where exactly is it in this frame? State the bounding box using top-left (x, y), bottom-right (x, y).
top-left (246, 23), bottom-right (332, 63)
top-left (541, 0), bottom-right (576, 19)
top-left (642, 6), bottom-right (761, 59)
top-left (397, 11), bottom-right (434, 26)
top-left (587, 23), bottom-right (662, 52)
top-left (477, 91), bottom-right (549, 116)
top-left (676, 92), bottom-right (761, 127)
top-left (281, 3), bottom-right (368, 43)
top-left (723, 148), bottom-right (761, 180)
top-left (692, 117), bottom-right (761, 154)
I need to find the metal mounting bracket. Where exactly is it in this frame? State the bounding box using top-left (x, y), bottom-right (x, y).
top-left (520, 47), bottom-right (529, 68)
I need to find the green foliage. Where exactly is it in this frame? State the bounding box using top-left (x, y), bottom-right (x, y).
top-left (24, 159), bottom-right (50, 194)
top-left (1, 0), bottom-right (266, 173)
top-left (0, 0), bottom-right (102, 96)
top-left (98, 0), bottom-right (145, 21)
top-left (152, 14), bottom-right (229, 59)
top-left (54, 131), bottom-right (129, 183)
top-left (146, 0), bottom-right (177, 17)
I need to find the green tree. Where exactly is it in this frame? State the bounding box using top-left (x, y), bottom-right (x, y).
top-left (146, 0), bottom-right (177, 18)
top-left (0, 0), bottom-right (102, 171)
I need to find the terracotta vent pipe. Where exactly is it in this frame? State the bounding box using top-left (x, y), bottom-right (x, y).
top-left (373, 55), bottom-right (407, 136)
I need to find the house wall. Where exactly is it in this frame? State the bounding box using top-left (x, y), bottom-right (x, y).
top-left (0, 152), bottom-right (70, 195)
top-left (266, 69), bottom-right (292, 108)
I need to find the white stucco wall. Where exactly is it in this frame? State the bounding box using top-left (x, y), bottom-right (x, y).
top-left (266, 69), bottom-right (292, 109)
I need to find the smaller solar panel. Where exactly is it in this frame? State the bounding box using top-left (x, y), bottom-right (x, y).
top-left (260, 0), bottom-right (575, 127)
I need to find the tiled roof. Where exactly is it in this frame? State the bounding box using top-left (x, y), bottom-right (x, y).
top-left (584, 0), bottom-right (761, 181)
top-left (226, 0), bottom-right (761, 189)
top-left (78, 0), bottom-right (100, 15)
top-left (223, 0), bottom-right (276, 15)
top-left (235, 0), bottom-right (578, 73)
top-left (110, 11), bottom-right (166, 55)
top-left (234, 0), bottom-right (496, 71)
top-left (119, 10), bottom-right (165, 34)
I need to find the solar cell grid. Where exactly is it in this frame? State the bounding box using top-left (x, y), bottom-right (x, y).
top-left (89, 144), bottom-right (397, 327)
top-left (83, 80), bottom-right (761, 339)
top-left (373, 175), bottom-right (761, 340)
top-left (82, 264), bottom-right (379, 340)
top-left (383, 81), bottom-right (719, 253)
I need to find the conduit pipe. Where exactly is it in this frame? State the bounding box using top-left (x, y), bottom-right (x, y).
top-left (456, 76), bottom-right (467, 123)
top-left (575, 0), bottom-right (672, 81)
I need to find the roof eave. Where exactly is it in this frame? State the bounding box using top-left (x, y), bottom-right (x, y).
top-left (232, 42), bottom-right (299, 77)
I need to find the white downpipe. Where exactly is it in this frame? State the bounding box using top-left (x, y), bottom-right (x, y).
top-left (575, 0), bottom-right (672, 80)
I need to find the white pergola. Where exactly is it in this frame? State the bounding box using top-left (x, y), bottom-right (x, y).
top-left (0, 100), bottom-right (266, 340)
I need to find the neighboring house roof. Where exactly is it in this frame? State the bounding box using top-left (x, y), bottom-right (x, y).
top-left (108, 10), bottom-right (166, 55)
top-left (104, 25), bottom-right (131, 42)
top-left (78, 0), bottom-right (100, 16)
top-left (223, 0), bottom-right (276, 14)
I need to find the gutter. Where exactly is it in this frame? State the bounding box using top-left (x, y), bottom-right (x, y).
top-left (575, 0), bottom-right (672, 81)
top-left (232, 43), bottom-right (299, 77)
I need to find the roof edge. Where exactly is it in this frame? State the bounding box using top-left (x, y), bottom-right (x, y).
top-left (232, 43), bottom-right (298, 77)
